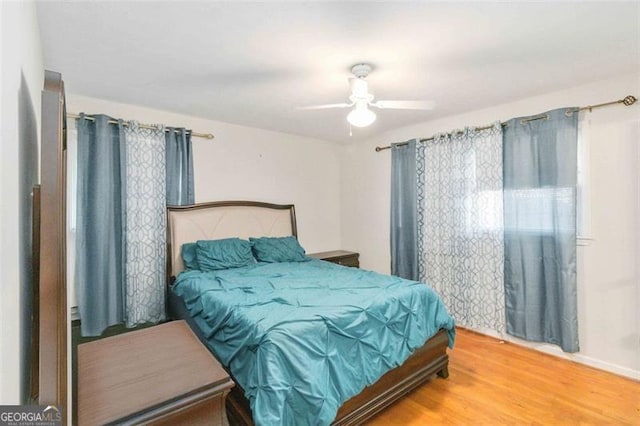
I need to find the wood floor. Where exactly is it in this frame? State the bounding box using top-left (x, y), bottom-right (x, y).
top-left (367, 328), bottom-right (639, 425)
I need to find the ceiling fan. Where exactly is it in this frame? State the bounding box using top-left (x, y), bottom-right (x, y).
top-left (298, 63), bottom-right (435, 128)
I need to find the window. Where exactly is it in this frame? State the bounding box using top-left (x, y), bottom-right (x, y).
top-left (467, 117), bottom-right (591, 241)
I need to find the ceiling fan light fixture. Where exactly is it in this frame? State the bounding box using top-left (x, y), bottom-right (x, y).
top-left (298, 63), bottom-right (434, 131)
top-left (347, 103), bottom-right (376, 127)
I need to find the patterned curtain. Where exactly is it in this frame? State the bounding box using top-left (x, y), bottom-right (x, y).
top-left (418, 124), bottom-right (505, 333)
top-left (122, 122), bottom-right (167, 327)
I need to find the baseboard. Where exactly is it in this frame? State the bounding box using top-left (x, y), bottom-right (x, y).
top-left (460, 326), bottom-right (640, 381)
top-left (567, 354), bottom-right (640, 381)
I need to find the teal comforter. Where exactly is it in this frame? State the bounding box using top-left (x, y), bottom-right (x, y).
top-left (172, 259), bottom-right (455, 425)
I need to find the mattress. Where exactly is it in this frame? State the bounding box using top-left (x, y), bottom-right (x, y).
top-left (172, 259), bottom-right (455, 426)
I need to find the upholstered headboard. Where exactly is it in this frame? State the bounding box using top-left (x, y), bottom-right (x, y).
top-left (166, 201), bottom-right (297, 277)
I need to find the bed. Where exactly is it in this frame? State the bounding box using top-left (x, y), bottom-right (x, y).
top-left (166, 201), bottom-right (454, 425)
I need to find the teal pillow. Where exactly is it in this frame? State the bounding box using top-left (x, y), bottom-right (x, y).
top-left (250, 236), bottom-right (307, 263)
top-left (196, 238), bottom-right (254, 271)
top-left (181, 243), bottom-right (199, 270)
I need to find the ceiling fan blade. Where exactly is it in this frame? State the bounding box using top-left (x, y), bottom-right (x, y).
top-left (372, 100), bottom-right (436, 110)
top-left (297, 103), bottom-right (353, 110)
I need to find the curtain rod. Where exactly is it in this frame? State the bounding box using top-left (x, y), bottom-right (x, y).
top-left (374, 95), bottom-right (637, 152)
top-left (67, 113), bottom-right (215, 140)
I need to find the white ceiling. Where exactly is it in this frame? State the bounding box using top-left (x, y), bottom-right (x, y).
top-left (37, 1), bottom-right (639, 143)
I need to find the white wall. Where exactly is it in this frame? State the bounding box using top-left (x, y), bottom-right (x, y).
top-left (0, 0), bottom-right (44, 404)
top-left (66, 94), bottom-right (343, 255)
top-left (340, 73), bottom-right (640, 379)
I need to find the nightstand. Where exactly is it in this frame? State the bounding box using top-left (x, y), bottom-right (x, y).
top-left (308, 250), bottom-right (360, 268)
top-left (78, 320), bottom-right (234, 426)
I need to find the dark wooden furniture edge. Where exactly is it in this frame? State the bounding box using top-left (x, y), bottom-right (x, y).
top-left (39, 70), bottom-right (67, 418)
top-left (112, 382), bottom-right (233, 426)
top-left (30, 185), bottom-right (41, 402)
top-left (225, 329), bottom-right (450, 426)
top-left (308, 251), bottom-right (360, 268)
top-left (307, 250), bottom-right (359, 261)
top-left (334, 329), bottom-right (449, 425)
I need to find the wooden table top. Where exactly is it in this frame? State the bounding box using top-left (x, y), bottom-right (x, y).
top-left (78, 320), bottom-right (232, 425)
top-left (308, 250), bottom-right (358, 259)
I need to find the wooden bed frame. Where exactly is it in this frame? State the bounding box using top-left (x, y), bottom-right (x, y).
top-left (166, 201), bottom-right (450, 425)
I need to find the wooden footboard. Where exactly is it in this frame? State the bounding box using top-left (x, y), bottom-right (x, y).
top-left (226, 329), bottom-right (450, 426)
